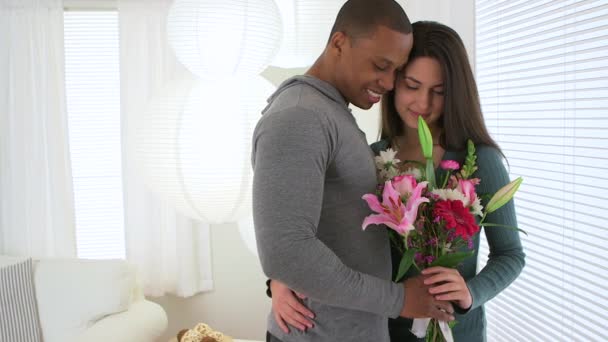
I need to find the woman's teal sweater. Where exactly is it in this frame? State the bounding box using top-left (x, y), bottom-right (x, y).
top-left (371, 140), bottom-right (526, 342)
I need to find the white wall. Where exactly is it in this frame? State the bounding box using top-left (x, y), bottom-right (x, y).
top-left (400, 0), bottom-right (477, 66)
top-left (152, 1), bottom-right (476, 341)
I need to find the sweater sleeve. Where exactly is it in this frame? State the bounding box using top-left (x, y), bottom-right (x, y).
top-left (252, 109), bottom-right (404, 318)
top-left (464, 146), bottom-right (526, 312)
top-left (370, 139), bottom-right (390, 155)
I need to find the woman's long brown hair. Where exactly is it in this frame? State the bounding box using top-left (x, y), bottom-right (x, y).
top-left (381, 21), bottom-right (502, 155)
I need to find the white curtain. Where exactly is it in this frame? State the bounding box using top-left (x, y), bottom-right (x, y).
top-left (0, 0), bottom-right (76, 257)
top-left (118, 0), bottom-right (213, 297)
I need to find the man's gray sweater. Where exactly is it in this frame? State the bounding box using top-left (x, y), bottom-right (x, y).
top-left (251, 75), bottom-right (404, 341)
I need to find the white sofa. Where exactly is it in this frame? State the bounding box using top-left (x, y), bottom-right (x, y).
top-left (0, 255), bottom-right (168, 342)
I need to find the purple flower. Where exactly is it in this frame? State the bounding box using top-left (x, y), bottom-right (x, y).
top-left (425, 256), bottom-right (436, 264)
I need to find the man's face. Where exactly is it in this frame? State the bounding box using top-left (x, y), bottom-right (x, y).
top-left (335, 26), bottom-right (413, 110)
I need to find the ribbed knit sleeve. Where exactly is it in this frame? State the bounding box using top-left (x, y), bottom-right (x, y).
top-left (253, 110), bottom-right (404, 318)
top-left (464, 146), bottom-right (526, 312)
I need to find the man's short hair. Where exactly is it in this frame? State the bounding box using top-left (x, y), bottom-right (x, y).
top-left (329, 0), bottom-right (412, 42)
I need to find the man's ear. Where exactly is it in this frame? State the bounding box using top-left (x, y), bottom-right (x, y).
top-left (328, 31), bottom-right (348, 57)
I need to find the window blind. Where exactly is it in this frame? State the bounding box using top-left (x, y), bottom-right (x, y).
top-left (475, 1), bottom-right (608, 341)
top-left (64, 11), bottom-right (125, 259)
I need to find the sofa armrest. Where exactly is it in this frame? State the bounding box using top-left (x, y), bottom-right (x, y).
top-left (76, 300), bottom-right (168, 342)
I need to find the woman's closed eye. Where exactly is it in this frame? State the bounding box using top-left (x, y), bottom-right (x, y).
top-left (374, 63), bottom-right (389, 71)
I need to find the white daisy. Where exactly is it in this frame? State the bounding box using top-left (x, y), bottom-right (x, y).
top-left (375, 148), bottom-right (401, 170)
top-left (431, 188), bottom-right (468, 203)
top-left (470, 197), bottom-right (484, 217)
top-left (379, 167), bottom-right (400, 183)
top-left (402, 167), bottom-right (422, 180)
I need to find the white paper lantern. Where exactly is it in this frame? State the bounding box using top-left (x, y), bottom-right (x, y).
top-left (167, 0), bottom-right (282, 80)
top-left (271, 0), bottom-right (344, 68)
top-left (135, 75), bottom-right (274, 224)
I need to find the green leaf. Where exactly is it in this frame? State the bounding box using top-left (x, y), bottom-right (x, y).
top-left (394, 249), bottom-right (416, 282)
top-left (430, 251), bottom-right (475, 268)
top-left (448, 320), bottom-right (458, 329)
top-left (417, 116), bottom-right (433, 159)
top-left (481, 223), bottom-right (528, 236)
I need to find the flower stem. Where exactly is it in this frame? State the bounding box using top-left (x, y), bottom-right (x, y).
top-left (479, 212), bottom-right (488, 225)
top-left (441, 171), bottom-right (450, 189)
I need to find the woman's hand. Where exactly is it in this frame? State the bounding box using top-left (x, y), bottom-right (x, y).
top-left (270, 280), bottom-right (315, 333)
top-left (422, 267), bottom-right (473, 310)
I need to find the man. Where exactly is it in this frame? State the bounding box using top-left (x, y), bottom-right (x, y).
top-left (252, 1), bottom-right (454, 341)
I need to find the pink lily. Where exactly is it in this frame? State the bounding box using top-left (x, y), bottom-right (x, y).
top-left (457, 179), bottom-right (483, 216)
top-left (457, 179), bottom-right (476, 204)
top-left (392, 174), bottom-right (418, 196)
top-left (393, 175), bottom-right (430, 216)
top-left (362, 178), bottom-right (429, 236)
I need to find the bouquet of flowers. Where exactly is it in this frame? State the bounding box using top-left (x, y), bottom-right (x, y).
top-left (362, 117), bottom-right (523, 342)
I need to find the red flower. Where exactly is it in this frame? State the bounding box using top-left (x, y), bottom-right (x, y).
top-left (433, 200), bottom-right (479, 239)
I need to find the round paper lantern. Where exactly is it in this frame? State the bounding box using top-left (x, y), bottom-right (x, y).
top-left (135, 75), bottom-right (274, 224)
top-left (270, 0), bottom-right (344, 68)
top-left (167, 0), bottom-right (282, 80)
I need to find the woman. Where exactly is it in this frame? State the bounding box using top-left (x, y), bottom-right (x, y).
top-left (268, 21), bottom-right (525, 341)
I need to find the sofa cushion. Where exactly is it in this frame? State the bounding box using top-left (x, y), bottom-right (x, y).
top-left (78, 300), bottom-right (168, 342)
top-left (34, 258), bottom-right (135, 342)
top-left (0, 258), bottom-right (43, 342)
top-left (0, 255), bottom-right (28, 268)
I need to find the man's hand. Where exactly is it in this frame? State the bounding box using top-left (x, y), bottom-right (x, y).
top-left (399, 275), bottom-right (455, 321)
top-left (270, 280), bottom-right (315, 333)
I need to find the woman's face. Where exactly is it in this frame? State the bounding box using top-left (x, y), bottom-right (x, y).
top-left (394, 56), bottom-right (445, 133)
